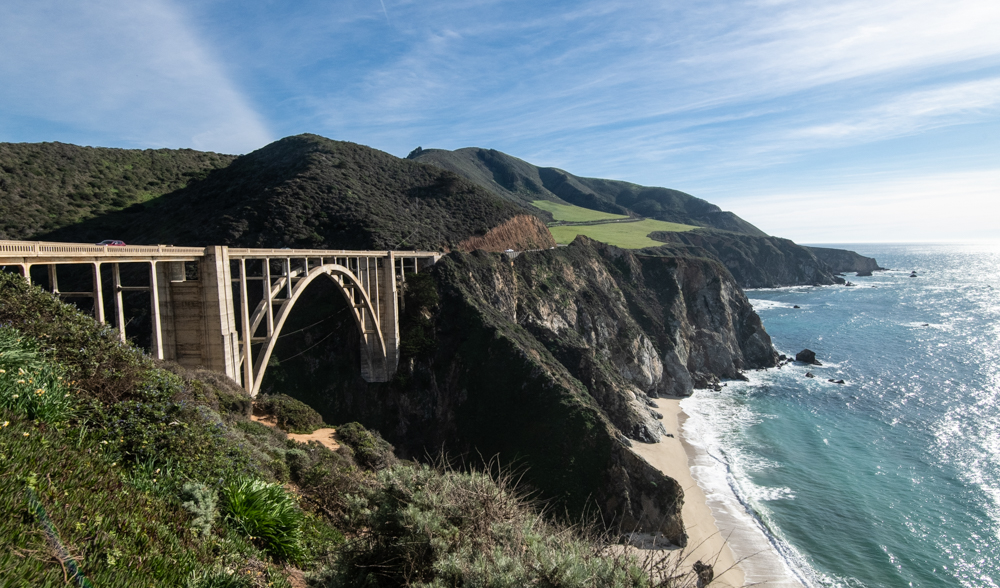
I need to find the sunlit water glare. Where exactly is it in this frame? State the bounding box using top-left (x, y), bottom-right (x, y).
top-left (681, 243), bottom-right (1000, 587)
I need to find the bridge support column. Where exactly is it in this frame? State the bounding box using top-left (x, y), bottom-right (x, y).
top-left (112, 264), bottom-right (126, 341)
top-left (48, 265), bottom-right (59, 295)
top-left (380, 253), bottom-right (400, 375)
top-left (149, 262), bottom-right (165, 359)
top-left (92, 263), bottom-right (105, 324)
top-left (197, 247), bottom-right (239, 381)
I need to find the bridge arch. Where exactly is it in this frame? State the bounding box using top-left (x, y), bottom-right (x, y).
top-left (245, 263), bottom-right (387, 397)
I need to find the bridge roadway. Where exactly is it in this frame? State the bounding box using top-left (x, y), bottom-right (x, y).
top-left (0, 240), bottom-right (440, 395)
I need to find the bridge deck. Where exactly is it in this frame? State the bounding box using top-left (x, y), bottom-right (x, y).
top-left (0, 240), bottom-right (440, 264)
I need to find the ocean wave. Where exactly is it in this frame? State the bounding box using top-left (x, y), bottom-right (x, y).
top-left (748, 298), bottom-right (800, 311)
top-left (681, 388), bottom-right (818, 587)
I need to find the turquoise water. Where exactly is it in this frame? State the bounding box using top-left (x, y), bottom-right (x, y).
top-left (682, 243), bottom-right (1000, 587)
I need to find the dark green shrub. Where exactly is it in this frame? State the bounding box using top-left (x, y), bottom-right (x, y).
top-left (253, 393), bottom-right (323, 434)
top-left (286, 442), bottom-right (371, 525)
top-left (222, 477), bottom-right (305, 562)
top-left (324, 463), bottom-right (650, 588)
top-left (157, 362), bottom-right (252, 421)
top-left (334, 422), bottom-right (396, 471)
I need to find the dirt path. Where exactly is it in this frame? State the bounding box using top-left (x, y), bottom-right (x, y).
top-left (250, 412), bottom-right (340, 452)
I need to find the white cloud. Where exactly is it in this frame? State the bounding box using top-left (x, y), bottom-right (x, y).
top-left (715, 169), bottom-right (1000, 243)
top-left (788, 78), bottom-right (1000, 143)
top-left (0, 0), bottom-right (272, 153)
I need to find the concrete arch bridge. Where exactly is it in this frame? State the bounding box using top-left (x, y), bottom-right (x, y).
top-left (0, 241), bottom-right (440, 395)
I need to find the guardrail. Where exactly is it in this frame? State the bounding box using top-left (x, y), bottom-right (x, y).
top-left (0, 240), bottom-right (206, 258)
top-left (0, 241), bottom-right (443, 264)
top-left (227, 248), bottom-right (441, 259)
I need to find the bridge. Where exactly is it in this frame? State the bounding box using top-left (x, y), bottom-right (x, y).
top-left (0, 241), bottom-right (440, 395)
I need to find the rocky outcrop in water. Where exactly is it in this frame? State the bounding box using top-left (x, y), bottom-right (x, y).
top-left (807, 246), bottom-right (883, 276)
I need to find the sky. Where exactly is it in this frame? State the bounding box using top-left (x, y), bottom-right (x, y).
top-left (1, 0), bottom-right (998, 243)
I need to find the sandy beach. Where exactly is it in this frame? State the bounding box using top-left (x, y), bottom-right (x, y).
top-left (629, 397), bottom-right (746, 587)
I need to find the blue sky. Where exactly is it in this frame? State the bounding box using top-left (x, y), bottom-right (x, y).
top-left (2, 0), bottom-right (998, 243)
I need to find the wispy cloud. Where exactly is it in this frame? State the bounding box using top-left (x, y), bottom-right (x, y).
top-left (298, 0), bottom-right (1000, 173)
top-left (788, 78), bottom-right (1000, 142)
top-left (0, 0), bottom-right (272, 153)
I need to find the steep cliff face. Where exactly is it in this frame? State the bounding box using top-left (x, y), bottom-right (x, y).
top-left (649, 230), bottom-right (846, 288)
top-left (807, 246), bottom-right (884, 275)
top-left (258, 238), bottom-right (777, 545)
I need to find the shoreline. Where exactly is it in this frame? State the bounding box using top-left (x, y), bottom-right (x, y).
top-left (629, 398), bottom-right (746, 587)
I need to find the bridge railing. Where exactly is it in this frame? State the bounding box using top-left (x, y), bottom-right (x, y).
top-left (226, 248), bottom-right (441, 259)
top-left (0, 240), bottom-right (206, 259)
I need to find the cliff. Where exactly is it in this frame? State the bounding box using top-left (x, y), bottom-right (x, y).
top-left (808, 246), bottom-right (884, 276)
top-left (647, 230), bottom-right (848, 288)
top-left (258, 237), bottom-right (778, 545)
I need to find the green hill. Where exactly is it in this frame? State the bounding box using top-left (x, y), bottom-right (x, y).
top-left (0, 142), bottom-right (234, 240)
top-left (407, 146), bottom-right (768, 236)
top-left (39, 135), bottom-right (546, 251)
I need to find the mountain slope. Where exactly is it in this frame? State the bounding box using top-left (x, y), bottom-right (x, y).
top-left (408, 146), bottom-right (768, 236)
top-left (39, 135), bottom-right (553, 252)
top-left (0, 142), bottom-right (234, 240)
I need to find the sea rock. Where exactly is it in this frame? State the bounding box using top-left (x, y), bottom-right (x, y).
top-left (796, 349), bottom-right (818, 364)
top-left (693, 561), bottom-right (715, 587)
top-left (805, 372), bottom-right (815, 378)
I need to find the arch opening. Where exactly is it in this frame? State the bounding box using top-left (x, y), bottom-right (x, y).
top-left (244, 263), bottom-right (388, 396)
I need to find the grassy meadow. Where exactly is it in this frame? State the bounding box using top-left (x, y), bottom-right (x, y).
top-left (548, 218), bottom-right (698, 249)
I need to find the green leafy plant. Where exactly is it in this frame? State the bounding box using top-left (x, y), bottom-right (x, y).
top-left (222, 477), bottom-right (304, 561)
top-left (181, 482), bottom-right (219, 539)
top-left (0, 326), bottom-right (76, 422)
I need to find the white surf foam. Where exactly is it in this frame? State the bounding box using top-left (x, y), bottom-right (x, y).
top-left (680, 387), bottom-right (809, 587)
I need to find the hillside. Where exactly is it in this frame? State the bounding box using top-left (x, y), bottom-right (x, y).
top-left (0, 271), bottom-right (704, 587)
top-left (0, 142), bottom-right (234, 240)
top-left (408, 146), bottom-right (768, 236)
top-left (39, 135), bottom-right (553, 252)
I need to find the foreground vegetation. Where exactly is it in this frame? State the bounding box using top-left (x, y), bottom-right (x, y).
top-left (0, 271), bottom-right (703, 587)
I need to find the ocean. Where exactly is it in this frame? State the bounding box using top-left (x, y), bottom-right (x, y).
top-left (680, 243), bottom-right (1000, 588)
